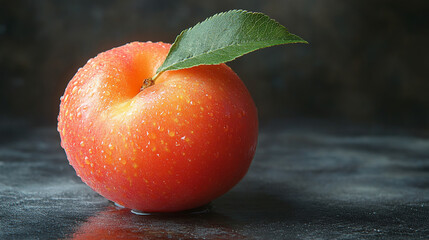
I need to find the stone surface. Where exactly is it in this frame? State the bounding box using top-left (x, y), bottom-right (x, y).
top-left (1, 119), bottom-right (428, 239)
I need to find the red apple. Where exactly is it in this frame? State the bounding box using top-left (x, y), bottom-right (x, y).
top-left (58, 42), bottom-right (258, 212)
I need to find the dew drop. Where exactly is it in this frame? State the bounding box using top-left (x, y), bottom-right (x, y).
top-left (84, 156), bottom-right (90, 165)
top-left (224, 125), bottom-right (229, 132)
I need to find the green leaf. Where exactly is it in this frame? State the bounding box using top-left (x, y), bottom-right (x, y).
top-left (155, 9), bottom-right (307, 75)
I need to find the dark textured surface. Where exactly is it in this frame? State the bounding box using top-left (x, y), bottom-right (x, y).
top-left (1, 119), bottom-right (429, 239)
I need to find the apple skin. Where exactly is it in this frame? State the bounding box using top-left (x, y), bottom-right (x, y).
top-left (58, 42), bottom-right (258, 212)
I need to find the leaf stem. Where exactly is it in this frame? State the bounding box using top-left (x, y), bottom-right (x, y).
top-left (151, 71), bottom-right (162, 82)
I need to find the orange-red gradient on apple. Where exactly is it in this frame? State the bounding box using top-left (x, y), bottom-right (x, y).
top-left (58, 42), bottom-right (258, 212)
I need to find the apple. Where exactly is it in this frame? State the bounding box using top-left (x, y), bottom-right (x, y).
top-left (58, 42), bottom-right (258, 212)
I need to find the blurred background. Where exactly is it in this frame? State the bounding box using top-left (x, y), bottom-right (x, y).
top-left (1, 0), bottom-right (428, 129)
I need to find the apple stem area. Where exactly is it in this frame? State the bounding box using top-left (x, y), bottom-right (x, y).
top-left (140, 78), bottom-right (155, 91)
top-left (140, 71), bottom-right (162, 91)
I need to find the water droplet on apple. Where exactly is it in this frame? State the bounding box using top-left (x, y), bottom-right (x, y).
top-left (224, 125), bottom-right (229, 132)
top-left (84, 156), bottom-right (90, 165)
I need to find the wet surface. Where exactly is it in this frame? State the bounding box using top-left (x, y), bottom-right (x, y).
top-left (1, 119), bottom-right (428, 239)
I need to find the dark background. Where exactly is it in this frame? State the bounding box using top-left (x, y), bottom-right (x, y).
top-left (1, 0), bottom-right (428, 129)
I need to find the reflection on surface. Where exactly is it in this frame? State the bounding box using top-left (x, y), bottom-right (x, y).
top-left (66, 189), bottom-right (297, 239)
top-left (68, 204), bottom-right (247, 240)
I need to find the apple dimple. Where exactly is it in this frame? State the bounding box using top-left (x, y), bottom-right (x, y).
top-left (58, 41), bottom-right (258, 212)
